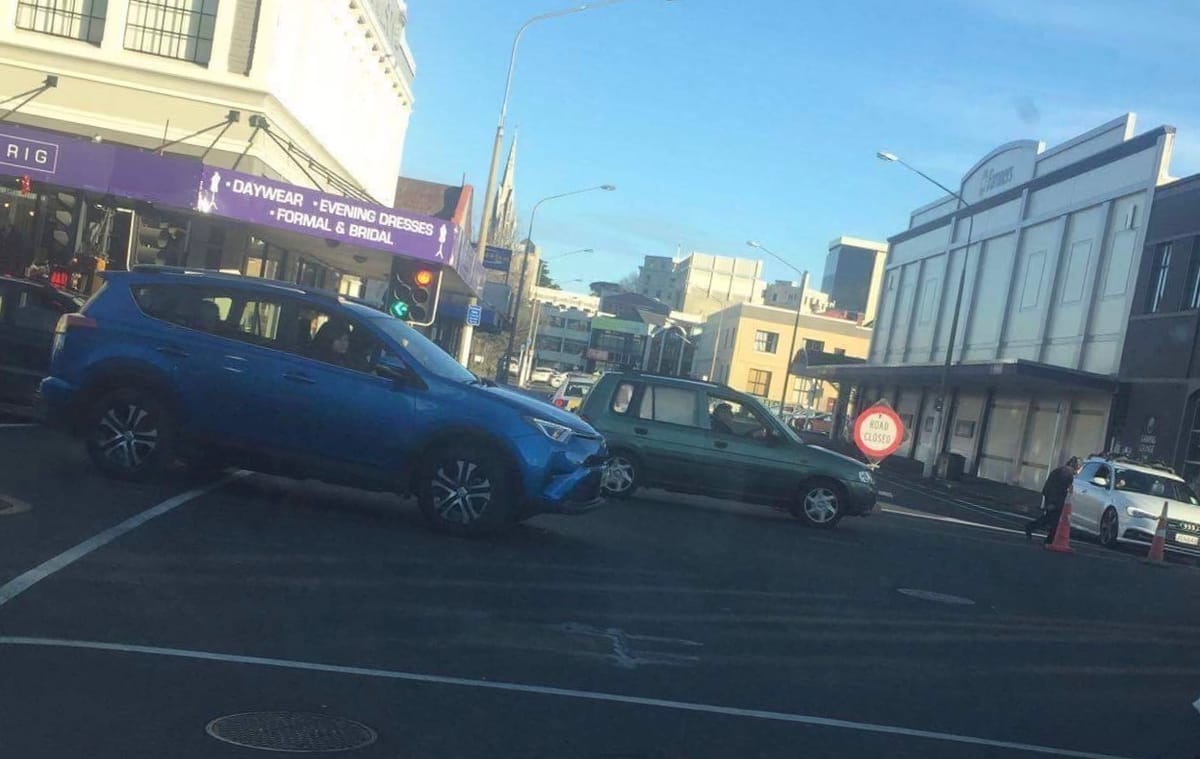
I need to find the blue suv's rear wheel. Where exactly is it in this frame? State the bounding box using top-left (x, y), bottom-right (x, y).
top-left (417, 446), bottom-right (515, 535)
top-left (84, 388), bottom-right (175, 481)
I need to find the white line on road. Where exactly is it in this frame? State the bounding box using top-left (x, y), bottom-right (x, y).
top-left (0, 423), bottom-right (37, 429)
top-left (880, 505), bottom-right (1026, 536)
top-left (0, 635), bottom-right (1134, 759)
top-left (0, 472), bottom-right (245, 609)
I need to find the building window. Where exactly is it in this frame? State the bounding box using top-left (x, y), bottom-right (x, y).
top-left (833, 347), bottom-right (846, 356)
top-left (746, 368), bottom-right (771, 398)
top-left (753, 330), bottom-right (779, 353)
top-left (16, 0), bottom-right (107, 45)
top-left (803, 338), bottom-right (825, 354)
top-left (124, 0), bottom-right (219, 65)
top-left (1184, 239), bottom-right (1200, 310)
top-left (1146, 242), bottom-right (1172, 313)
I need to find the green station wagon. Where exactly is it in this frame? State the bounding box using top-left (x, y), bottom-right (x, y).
top-left (580, 372), bottom-right (877, 527)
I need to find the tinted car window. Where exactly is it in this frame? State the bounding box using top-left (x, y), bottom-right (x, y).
top-left (638, 385), bottom-right (700, 427)
top-left (293, 306), bottom-right (380, 373)
top-left (610, 381), bottom-right (637, 414)
top-left (1114, 469), bottom-right (1198, 504)
top-left (706, 395), bottom-right (771, 438)
top-left (132, 284), bottom-right (231, 335)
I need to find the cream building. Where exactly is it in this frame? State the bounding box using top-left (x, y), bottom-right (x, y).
top-left (694, 301), bottom-right (872, 411)
top-left (814, 114), bottom-right (1176, 488)
top-left (0, 0), bottom-right (415, 203)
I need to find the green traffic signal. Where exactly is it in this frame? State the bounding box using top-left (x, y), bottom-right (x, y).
top-left (389, 300), bottom-right (410, 319)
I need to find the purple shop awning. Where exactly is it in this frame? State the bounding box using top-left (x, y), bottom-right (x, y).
top-left (0, 123), bottom-right (483, 294)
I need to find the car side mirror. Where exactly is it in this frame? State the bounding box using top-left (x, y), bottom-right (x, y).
top-left (1091, 476), bottom-right (1108, 488)
top-left (375, 356), bottom-right (423, 389)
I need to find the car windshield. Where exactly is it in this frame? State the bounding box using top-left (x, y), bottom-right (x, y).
top-left (1114, 470), bottom-right (1200, 504)
top-left (347, 304), bottom-right (475, 384)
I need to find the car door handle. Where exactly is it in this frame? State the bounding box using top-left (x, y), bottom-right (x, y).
top-left (633, 427), bottom-right (648, 435)
top-left (714, 440), bottom-right (728, 449)
top-left (282, 372), bottom-right (316, 385)
top-left (155, 345), bottom-right (190, 358)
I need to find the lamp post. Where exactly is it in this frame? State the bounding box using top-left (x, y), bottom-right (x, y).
top-left (747, 240), bottom-right (808, 415)
top-left (876, 150), bottom-right (975, 478)
top-left (468, 1), bottom-right (634, 369)
top-left (498, 184), bottom-right (615, 382)
top-left (547, 247), bottom-right (594, 261)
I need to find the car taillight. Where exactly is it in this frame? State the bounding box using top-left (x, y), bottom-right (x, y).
top-left (55, 313), bottom-right (97, 335)
top-left (553, 398), bottom-right (566, 408)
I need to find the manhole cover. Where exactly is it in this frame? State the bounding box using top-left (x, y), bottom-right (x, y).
top-left (0, 495), bottom-right (31, 516)
top-left (205, 712), bottom-right (377, 753)
top-left (897, 588), bottom-right (975, 606)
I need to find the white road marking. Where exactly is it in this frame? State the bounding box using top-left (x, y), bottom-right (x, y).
top-left (883, 478), bottom-right (1030, 523)
top-left (0, 422), bottom-right (37, 429)
top-left (558, 622), bottom-right (702, 669)
top-left (0, 472), bottom-right (245, 608)
top-left (0, 635), bottom-right (1133, 759)
top-left (1193, 693), bottom-right (1200, 716)
top-left (880, 505), bottom-right (1026, 536)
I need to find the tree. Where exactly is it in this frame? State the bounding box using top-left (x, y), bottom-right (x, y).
top-left (537, 261), bottom-right (561, 290)
top-left (617, 270), bottom-right (639, 292)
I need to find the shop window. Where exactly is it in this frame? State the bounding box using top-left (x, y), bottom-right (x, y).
top-left (1146, 242), bottom-right (1172, 313)
top-left (746, 368), bottom-right (771, 397)
top-left (16, 0), bottom-right (107, 45)
top-left (124, 0), bottom-right (219, 66)
top-left (753, 330), bottom-right (778, 353)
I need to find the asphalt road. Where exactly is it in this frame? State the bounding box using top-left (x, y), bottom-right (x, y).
top-left (1, 423), bottom-right (1198, 758)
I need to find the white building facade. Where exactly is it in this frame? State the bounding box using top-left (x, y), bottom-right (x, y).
top-left (817, 115), bottom-right (1175, 489)
top-left (0, 0), bottom-right (415, 202)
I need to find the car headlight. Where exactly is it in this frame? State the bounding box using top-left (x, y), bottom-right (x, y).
top-left (526, 416), bottom-right (574, 443)
top-left (1126, 506), bottom-right (1160, 520)
top-left (858, 469), bottom-right (875, 485)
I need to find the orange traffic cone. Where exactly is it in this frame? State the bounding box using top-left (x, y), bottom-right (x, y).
top-left (1045, 500), bottom-right (1074, 554)
top-left (1143, 501), bottom-right (1169, 566)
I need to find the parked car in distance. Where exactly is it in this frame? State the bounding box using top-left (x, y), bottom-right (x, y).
top-left (788, 410), bottom-right (833, 435)
top-left (528, 366), bottom-right (556, 386)
top-left (38, 267), bottom-right (608, 535)
top-left (550, 374), bottom-right (596, 412)
top-left (0, 276), bottom-right (85, 410)
top-left (1070, 456), bottom-right (1200, 556)
top-left (580, 371), bottom-right (876, 527)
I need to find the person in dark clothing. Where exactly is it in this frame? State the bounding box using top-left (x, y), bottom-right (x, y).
top-left (1025, 456), bottom-right (1082, 543)
top-left (710, 403), bottom-right (736, 435)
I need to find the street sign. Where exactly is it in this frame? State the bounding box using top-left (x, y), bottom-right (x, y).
top-left (465, 304), bottom-right (482, 326)
top-left (853, 403), bottom-right (905, 462)
top-left (483, 246), bottom-right (512, 271)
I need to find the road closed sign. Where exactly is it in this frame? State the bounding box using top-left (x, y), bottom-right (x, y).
top-left (853, 404), bottom-right (905, 461)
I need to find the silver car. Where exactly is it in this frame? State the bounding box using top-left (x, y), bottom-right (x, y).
top-left (1070, 457), bottom-right (1200, 556)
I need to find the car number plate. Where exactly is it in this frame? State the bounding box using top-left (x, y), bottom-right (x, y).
top-left (1174, 533), bottom-right (1199, 546)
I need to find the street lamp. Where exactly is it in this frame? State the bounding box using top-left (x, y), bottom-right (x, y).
top-left (498, 184), bottom-right (615, 382)
top-left (746, 240), bottom-right (809, 415)
top-left (877, 149), bottom-right (975, 478)
top-left (470, 1), bottom-right (633, 287)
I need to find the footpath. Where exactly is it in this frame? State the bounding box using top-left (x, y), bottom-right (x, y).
top-left (801, 433), bottom-right (1043, 517)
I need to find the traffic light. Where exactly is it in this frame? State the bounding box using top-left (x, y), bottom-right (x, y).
top-left (19, 175), bottom-right (31, 195)
top-left (388, 258), bottom-right (441, 326)
top-left (45, 191), bottom-right (80, 264)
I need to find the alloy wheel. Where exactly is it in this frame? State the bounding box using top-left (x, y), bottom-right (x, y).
top-left (430, 460), bottom-right (492, 525)
top-left (803, 487), bottom-right (840, 524)
top-left (1100, 508), bottom-right (1119, 547)
top-left (95, 403), bottom-right (159, 471)
top-left (602, 456), bottom-right (635, 494)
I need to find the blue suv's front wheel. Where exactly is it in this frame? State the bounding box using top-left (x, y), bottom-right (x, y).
top-left (416, 446), bottom-right (517, 535)
top-left (84, 388), bottom-right (175, 481)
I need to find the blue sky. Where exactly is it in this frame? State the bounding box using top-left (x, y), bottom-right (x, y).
top-left (401, 0), bottom-right (1200, 290)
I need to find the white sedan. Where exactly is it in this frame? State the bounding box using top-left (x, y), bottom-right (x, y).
top-left (1070, 457), bottom-right (1200, 556)
top-left (528, 367), bottom-right (556, 385)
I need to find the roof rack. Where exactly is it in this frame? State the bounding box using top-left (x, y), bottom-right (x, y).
top-left (616, 370), bottom-right (724, 388)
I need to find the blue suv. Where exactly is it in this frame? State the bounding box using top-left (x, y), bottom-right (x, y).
top-left (39, 267), bottom-right (607, 534)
